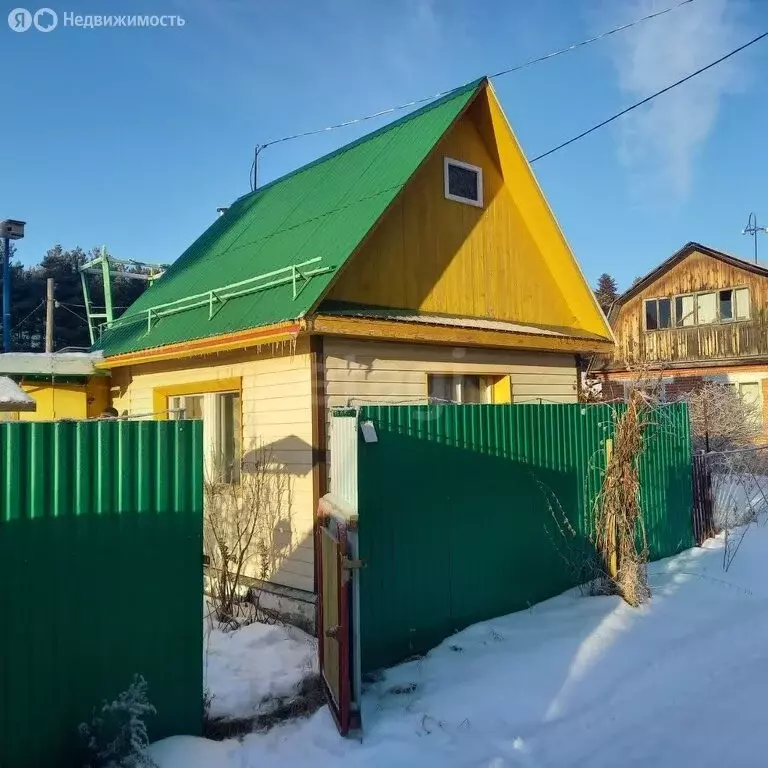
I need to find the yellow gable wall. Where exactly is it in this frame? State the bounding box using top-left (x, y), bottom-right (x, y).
top-left (327, 85), bottom-right (610, 339)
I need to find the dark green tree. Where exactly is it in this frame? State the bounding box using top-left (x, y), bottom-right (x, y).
top-left (594, 273), bottom-right (619, 314)
top-left (0, 243), bottom-right (151, 352)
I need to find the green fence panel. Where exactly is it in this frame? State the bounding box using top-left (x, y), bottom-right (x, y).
top-left (0, 419), bottom-right (203, 768)
top-left (351, 402), bottom-right (692, 672)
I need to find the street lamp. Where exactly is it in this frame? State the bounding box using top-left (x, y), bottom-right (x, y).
top-left (0, 219), bottom-right (26, 353)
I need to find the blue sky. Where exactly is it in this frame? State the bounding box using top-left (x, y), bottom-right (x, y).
top-left (1, 0), bottom-right (767, 292)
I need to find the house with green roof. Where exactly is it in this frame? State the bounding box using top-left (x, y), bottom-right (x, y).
top-left (96, 77), bottom-right (614, 595)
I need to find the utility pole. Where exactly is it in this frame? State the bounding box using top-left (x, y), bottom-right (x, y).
top-left (2, 237), bottom-right (9, 353)
top-left (45, 277), bottom-right (54, 353)
top-left (742, 212), bottom-right (768, 264)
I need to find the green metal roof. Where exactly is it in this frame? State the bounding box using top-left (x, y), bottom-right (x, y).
top-left (96, 79), bottom-right (484, 358)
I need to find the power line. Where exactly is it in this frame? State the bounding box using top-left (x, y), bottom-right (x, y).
top-left (55, 301), bottom-right (88, 325)
top-left (530, 30), bottom-right (768, 163)
top-left (488, 0), bottom-right (694, 79)
top-left (11, 300), bottom-right (45, 331)
top-left (250, 0), bottom-right (696, 188)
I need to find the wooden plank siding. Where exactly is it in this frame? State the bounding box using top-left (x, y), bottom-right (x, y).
top-left (326, 88), bottom-right (610, 341)
top-left (603, 249), bottom-right (768, 370)
top-left (323, 339), bottom-right (578, 407)
top-left (110, 340), bottom-right (316, 592)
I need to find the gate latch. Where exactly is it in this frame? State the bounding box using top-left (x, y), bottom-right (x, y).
top-left (342, 558), bottom-right (365, 570)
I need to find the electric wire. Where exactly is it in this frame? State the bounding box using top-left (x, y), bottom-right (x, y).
top-left (249, 0), bottom-right (697, 189)
top-left (10, 300), bottom-right (45, 331)
top-left (530, 30), bottom-right (768, 162)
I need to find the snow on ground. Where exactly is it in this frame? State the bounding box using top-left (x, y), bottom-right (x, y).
top-left (155, 524), bottom-right (768, 767)
top-left (205, 619), bottom-right (317, 721)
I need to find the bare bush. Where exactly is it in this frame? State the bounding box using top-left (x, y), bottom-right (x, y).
top-left (593, 388), bottom-right (654, 607)
top-left (204, 446), bottom-right (293, 627)
top-left (688, 383), bottom-right (761, 453)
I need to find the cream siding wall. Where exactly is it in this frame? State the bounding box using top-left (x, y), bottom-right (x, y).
top-left (110, 341), bottom-right (315, 593)
top-left (323, 338), bottom-right (579, 408)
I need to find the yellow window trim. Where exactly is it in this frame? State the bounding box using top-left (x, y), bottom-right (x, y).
top-left (152, 377), bottom-right (242, 421)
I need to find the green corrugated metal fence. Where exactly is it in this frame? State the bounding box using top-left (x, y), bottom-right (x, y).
top-left (0, 420), bottom-right (203, 768)
top-left (340, 403), bottom-right (693, 672)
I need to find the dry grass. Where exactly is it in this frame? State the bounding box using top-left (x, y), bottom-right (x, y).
top-left (593, 390), bottom-right (650, 607)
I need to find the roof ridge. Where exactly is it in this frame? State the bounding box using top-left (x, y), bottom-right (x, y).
top-left (613, 240), bottom-right (768, 309)
top-left (233, 77), bottom-right (487, 204)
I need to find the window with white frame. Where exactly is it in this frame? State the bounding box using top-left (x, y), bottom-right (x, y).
top-left (444, 157), bottom-right (483, 207)
top-left (644, 286), bottom-right (751, 330)
top-left (739, 382), bottom-right (760, 408)
top-left (427, 374), bottom-right (511, 404)
top-left (674, 295), bottom-right (695, 327)
top-left (696, 292), bottom-right (717, 324)
top-left (170, 391), bottom-right (241, 483)
top-left (428, 374), bottom-right (485, 404)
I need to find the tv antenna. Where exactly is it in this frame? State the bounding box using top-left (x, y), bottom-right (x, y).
top-left (742, 212), bottom-right (768, 264)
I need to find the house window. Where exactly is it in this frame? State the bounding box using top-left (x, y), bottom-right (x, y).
top-left (444, 157), bottom-right (483, 207)
top-left (644, 298), bottom-right (671, 330)
top-left (427, 374), bottom-right (511, 404)
top-left (735, 287), bottom-right (750, 320)
top-left (719, 289), bottom-right (734, 321)
top-left (675, 295), bottom-right (695, 327)
top-left (428, 374), bottom-right (484, 403)
top-left (696, 292), bottom-right (717, 325)
top-left (171, 390), bottom-right (241, 483)
top-left (648, 287), bottom-right (750, 331)
top-left (739, 382), bottom-right (760, 408)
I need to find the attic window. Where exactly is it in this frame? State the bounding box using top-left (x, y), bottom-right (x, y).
top-left (444, 157), bottom-right (483, 207)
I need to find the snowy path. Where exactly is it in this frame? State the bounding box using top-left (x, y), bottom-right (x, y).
top-left (154, 526), bottom-right (768, 767)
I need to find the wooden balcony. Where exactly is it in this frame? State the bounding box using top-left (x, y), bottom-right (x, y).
top-left (598, 320), bottom-right (768, 371)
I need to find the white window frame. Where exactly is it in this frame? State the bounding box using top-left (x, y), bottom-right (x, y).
top-left (444, 157), bottom-right (483, 208)
top-left (170, 390), bottom-right (241, 483)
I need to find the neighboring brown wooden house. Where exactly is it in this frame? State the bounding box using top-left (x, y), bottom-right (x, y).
top-left (594, 242), bottom-right (768, 436)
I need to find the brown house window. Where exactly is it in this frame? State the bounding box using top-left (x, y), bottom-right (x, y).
top-left (646, 287), bottom-right (750, 330)
top-left (644, 297), bottom-right (671, 330)
top-left (719, 290), bottom-right (734, 321)
top-left (674, 295), bottom-right (695, 327)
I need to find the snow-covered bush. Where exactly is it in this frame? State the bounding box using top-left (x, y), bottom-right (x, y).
top-left (688, 383), bottom-right (762, 453)
top-left (79, 675), bottom-right (157, 768)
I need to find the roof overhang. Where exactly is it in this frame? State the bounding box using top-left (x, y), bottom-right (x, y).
top-left (0, 352), bottom-right (104, 377)
top-left (96, 322), bottom-right (303, 369)
top-left (309, 314), bottom-right (614, 355)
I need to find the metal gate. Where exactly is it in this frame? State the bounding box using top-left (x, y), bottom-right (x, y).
top-left (316, 497), bottom-right (360, 736)
top-left (692, 453), bottom-right (716, 545)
